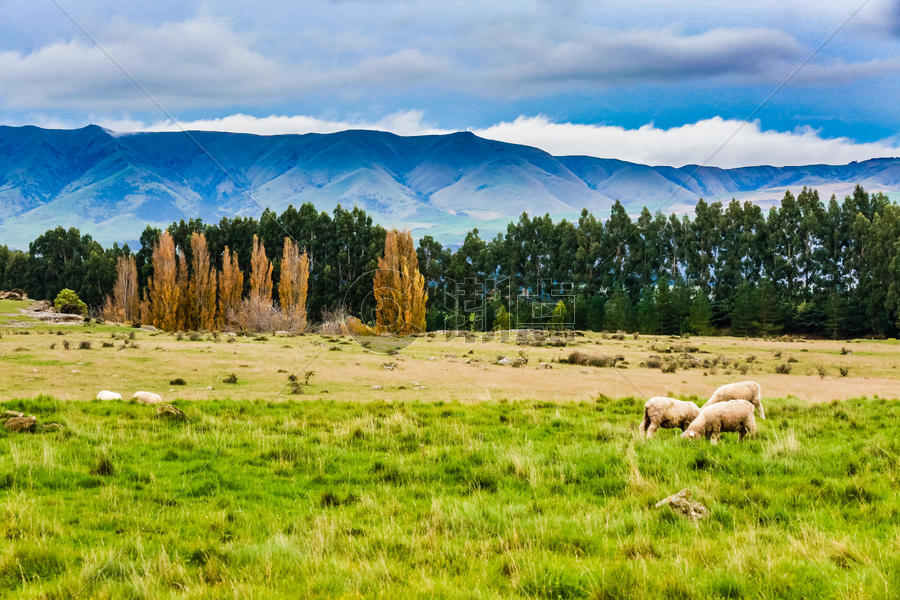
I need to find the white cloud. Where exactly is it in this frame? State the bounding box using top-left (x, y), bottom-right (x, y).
top-left (473, 116), bottom-right (900, 168)
top-left (88, 112), bottom-right (900, 168)
top-left (106, 110), bottom-right (451, 137)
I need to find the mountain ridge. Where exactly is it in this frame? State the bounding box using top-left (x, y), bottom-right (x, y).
top-left (1, 124), bottom-right (898, 247)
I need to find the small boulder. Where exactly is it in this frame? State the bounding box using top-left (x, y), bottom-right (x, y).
top-left (654, 488), bottom-right (708, 521)
top-left (4, 415), bottom-right (37, 433)
top-left (156, 404), bottom-right (186, 422)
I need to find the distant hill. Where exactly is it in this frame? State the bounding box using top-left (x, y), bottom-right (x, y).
top-left (1, 124), bottom-right (898, 247)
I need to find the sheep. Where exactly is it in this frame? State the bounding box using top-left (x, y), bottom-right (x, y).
top-left (132, 391), bottom-right (163, 404)
top-left (703, 380), bottom-right (765, 419)
top-left (96, 390), bottom-right (122, 401)
top-left (639, 396), bottom-right (700, 438)
top-left (681, 399), bottom-right (757, 445)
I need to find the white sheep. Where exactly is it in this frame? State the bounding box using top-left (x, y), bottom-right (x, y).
top-left (132, 391), bottom-right (163, 404)
top-left (96, 390), bottom-right (122, 401)
top-left (639, 396), bottom-right (700, 438)
top-left (681, 399), bottom-right (757, 445)
top-left (703, 381), bottom-right (765, 419)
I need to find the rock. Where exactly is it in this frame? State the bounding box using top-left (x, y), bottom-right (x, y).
top-left (4, 415), bottom-right (37, 433)
top-left (1, 410), bottom-right (24, 419)
top-left (141, 325), bottom-right (158, 332)
top-left (382, 362), bottom-right (398, 370)
top-left (496, 356), bottom-right (511, 365)
top-left (654, 488), bottom-right (708, 521)
top-left (156, 404), bottom-right (186, 422)
top-left (538, 362), bottom-right (553, 369)
top-left (371, 385), bottom-right (383, 390)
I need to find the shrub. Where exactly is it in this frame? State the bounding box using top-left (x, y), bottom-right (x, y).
top-left (840, 347), bottom-right (852, 355)
top-left (817, 365), bottom-right (827, 378)
top-left (102, 342), bottom-right (114, 348)
top-left (839, 367), bottom-right (849, 377)
top-left (223, 373), bottom-right (238, 384)
top-left (169, 378), bottom-right (187, 386)
top-left (645, 356), bottom-right (662, 369)
top-left (53, 288), bottom-right (87, 316)
top-left (774, 351), bottom-right (782, 358)
top-left (787, 356), bottom-right (799, 363)
top-left (189, 332), bottom-right (202, 341)
top-left (62, 340), bottom-right (70, 350)
top-left (661, 361), bottom-right (677, 373)
top-left (561, 350), bottom-right (617, 367)
top-left (77, 341), bottom-right (91, 350)
top-left (775, 363), bottom-right (792, 374)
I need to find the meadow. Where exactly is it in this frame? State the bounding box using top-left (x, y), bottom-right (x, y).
top-left (0, 300), bottom-right (898, 598)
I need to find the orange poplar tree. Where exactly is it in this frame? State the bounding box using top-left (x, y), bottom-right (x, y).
top-left (146, 231), bottom-right (181, 331)
top-left (373, 229), bottom-right (427, 335)
top-left (240, 235), bottom-right (275, 331)
top-left (176, 249), bottom-right (191, 330)
top-left (101, 255), bottom-right (139, 323)
top-left (190, 232), bottom-right (217, 330)
top-left (218, 246), bottom-right (243, 330)
top-left (278, 237), bottom-right (310, 333)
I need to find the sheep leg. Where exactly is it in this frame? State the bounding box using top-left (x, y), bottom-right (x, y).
top-left (645, 423), bottom-right (658, 439)
top-left (709, 432), bottom-right (719, 445)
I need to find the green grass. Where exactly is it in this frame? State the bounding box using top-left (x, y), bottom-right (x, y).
top-left (0, 396), bottom-right (897, 598)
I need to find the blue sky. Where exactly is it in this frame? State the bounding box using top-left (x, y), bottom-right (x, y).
top-left (1, 0), bottom-right (899, 167)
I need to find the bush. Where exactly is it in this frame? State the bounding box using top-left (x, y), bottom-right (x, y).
top-left (77, 341), bottom-right (91, 350)
top-left (223, 373), bottom-right (238, 384)
top-left (53, 288), bottom-right (87, 316)
top-left (170, 378), bottom-right (187, 386)
top-left (560, 350), bottom-right (617, 368)
top-left (775, 363), bottom-right (792, 374)
top-left (839, 367), bottom-right (849, 377)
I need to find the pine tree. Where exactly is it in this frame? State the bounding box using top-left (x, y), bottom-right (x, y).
top-left (604, 288), bottom-right (632, 332)
top-left (146, 231), bottom-right (181, 331)
top-left (374, 229), bottom-right (428, 334)
top-left (102, 255), bottom-right (139, 323)
top-left (730, 282), bottom-right (758, 337)
top-left (278, 237), bottom-right (310, 333)
top-left (190, 232), bottom-right (217, 331)
top-left (219, 246), bottom-right (244, 330)
top-left (686, 290), bottom-right (713, 335)
top-left (636, 286), bottom-right (660, 333)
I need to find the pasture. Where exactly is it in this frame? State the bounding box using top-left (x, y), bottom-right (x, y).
top-left (0, 300), bottom-right (898, 598)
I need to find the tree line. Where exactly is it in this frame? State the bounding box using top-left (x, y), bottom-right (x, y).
top-left (0, 185), bottom-right (898, 338)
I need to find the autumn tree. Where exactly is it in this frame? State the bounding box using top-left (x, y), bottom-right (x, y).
top-left (101, 255), bottom-right (139, 323)
top-left (190, 232), bottom-right (217, 330)
top-left (278, 237), bottom-right (309, 333)
top-left (176, 249), bottom-right (191, 330)
top-left (218, 245), bottom-right (243, 330)
top-left (240, 235), bottom-right (275, 331)
top-left (145, 231), bottom-right (181, 331)
top-left (373, 229), bottom-right (427, 335)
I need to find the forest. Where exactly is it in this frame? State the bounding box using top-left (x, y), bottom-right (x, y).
top-left (1, 184), bottom-right (899, 338)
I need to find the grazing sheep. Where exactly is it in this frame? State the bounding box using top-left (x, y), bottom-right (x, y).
top-left (703, 381), bottom-right (765, 419)
top-left (681, 399), bottom-right (757, 445)
top-left (96, 390), bottom-right (122, 401)
top-left (132, 391), bottom-right (163, 404)
top-left (639, 396), bottom-right (700, 438)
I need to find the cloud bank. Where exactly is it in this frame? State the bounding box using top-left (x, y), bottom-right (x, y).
top-left (90, 112), bottom-right (900, 169)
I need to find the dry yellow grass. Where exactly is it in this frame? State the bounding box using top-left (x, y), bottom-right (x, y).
top-left (0, 306), bottom-right (897, 404)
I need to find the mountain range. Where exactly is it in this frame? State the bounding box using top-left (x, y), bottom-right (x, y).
top-left (1, 124), bottom-right (898, 248)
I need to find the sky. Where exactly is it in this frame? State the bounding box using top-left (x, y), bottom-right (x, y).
top-left (1, 0), bottom-right (899, 167)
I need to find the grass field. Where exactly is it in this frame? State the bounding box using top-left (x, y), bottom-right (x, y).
top-left (0, 304), bottom-right (899, 598)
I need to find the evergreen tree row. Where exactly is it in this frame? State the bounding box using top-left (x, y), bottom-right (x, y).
top-left (0, 185), bottom-right (898, 338)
